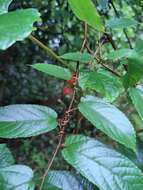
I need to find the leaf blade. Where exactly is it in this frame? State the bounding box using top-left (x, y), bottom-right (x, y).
top-left (62, 135), bottom-right (143, 190)
top-left (0, 144), bottom-right (14, 168)
top-left (68, 0), bottom-right (104, 31)
top-left (123, 55), bottom-right (143, 88)
top-left (78, 69), bottom-right (124, 102)
top-left (78, 95), bottom-right (136, 150)
top-left (32, 64), bottom-right (71, 80)
top-left (0, 8), bottom-right (40, 50)
top-left (43, 170), bottom-right (88, 190)
top-left (106, 18), bottom-right (138, 29)
top-left (129, 86), bottom-right (143, 121)
top-left (61, 52), bottom-right (92, 63)
top-left (0, 165), bottom-right (35, 190)
top-left (0, 104), bottom-right (57, 138)
top-left (106, 49), bottom-right (136, 60)
top-left (0, 0), bottom-right (12, 14)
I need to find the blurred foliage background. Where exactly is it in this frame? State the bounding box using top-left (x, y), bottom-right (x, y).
top-left (0, 0), bottom-right (143, 178)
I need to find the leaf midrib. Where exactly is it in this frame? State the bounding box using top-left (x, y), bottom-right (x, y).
top-left (77, 150), bottom-right (131, 190)
top-left (80, 102), bottom-right (135, 147)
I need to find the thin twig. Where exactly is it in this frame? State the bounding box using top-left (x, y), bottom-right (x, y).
top-left (68, 90), bottom-right (76, 110)
top-left (40, 96), bottom-right (76, 190)
top-left (76, 23), bottom-right (88, 72)
top-left (40, 22), bottom-right (88, 189)
top-left (100, 61), bottom-right (121, 77)
top-left (74, 115), bottom-right (83, 134)
top-left (137, 129), bottom-right (143, 134)
top-left (29, 35), bottom-right (74, 71)
top-left (109, 0), bottom-right (133, 49)
top-left (103, 33), bottom-right (117, 50)
top-left (86, 43), bottom-right (94, 54)
top-left (66, 107), bottom-right (78, 113)
top-left (89, 41), bottom-right (103, 65)
top-left (86, 41), bottom-right (121, 77)
top-left (71, 22), bottom-right (88, 135)
top-left (39, 88), bottom-right (77, 190)
top-left (101, 33), bottom-right (128, 71)
top-left (123, 29), bottom-right (133, 49)
top-left (39, 134), bottom-right (64, 190)
top-left (80, 23), bottom-right (88, 53)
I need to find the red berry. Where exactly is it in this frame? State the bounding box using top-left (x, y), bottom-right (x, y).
top-left (67, 73), bottom-right (77, 85)
top-left (63, 86), bottom-right (73, 95)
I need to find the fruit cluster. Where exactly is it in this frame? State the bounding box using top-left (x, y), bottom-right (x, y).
top-left (63, 73), bottom-right (77, 95)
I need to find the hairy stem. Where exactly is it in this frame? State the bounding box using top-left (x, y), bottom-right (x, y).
top-left (39, 22), bottom-right (88, 189)
top-left (39, 133), bottom-right (64, 190)
top-left (29, 35), bottom-right (74, 71)
top-left (39, 87), bottom-right (77, 189)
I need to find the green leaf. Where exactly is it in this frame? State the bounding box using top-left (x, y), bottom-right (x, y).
top-left (0, 165), bottom-right (35, 190)
top-left (76, 176), bottom-right (95, 190)
top-left (135, 39), bottom-right (143, 55)
top-left (106, 49), bottom-right (136, 60)
top-left (0, 104), bottom-right (57, 138)
top-left (43, 171), bottom-right (86, 190)
top-left (78, 95), bottom-right (136, 150)
top-left (123, 55), bottom-right (143, 88)
top-left (0, 144), bottom-right (14, 168)
top-left (78, 71), bottom-right (90, 90)
top-left (106, 18), bottom-right (138, 29)
top-left (117, 140), bottom-right (143, 171)
top-left (78, 69), bottom-right (124, 102)
top-left (43, 170), bottom-right (95, 190)
top-left (129, 86), bottom-right (143, 121)
top-left (61, 52), bottom-right (93, 63)
top-left (0, 0), bottom-right (12, 14)
top-left (0, 144), bottom-right (34, 189)
top-left (68, 0), bottom-right (104, 32)
top-left (0, 9), bottom-right (40, 50)
top-left (62, 135), bottom-right (143, 190)
top-left (32, 64), bottom-right (71, 80)
top-left (43, 185), bottom-right (60, 190)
